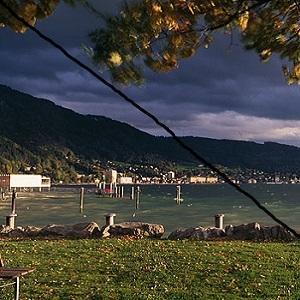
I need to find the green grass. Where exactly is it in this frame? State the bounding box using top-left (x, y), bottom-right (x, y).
top-left (0, 239), bottom-right (299, 299)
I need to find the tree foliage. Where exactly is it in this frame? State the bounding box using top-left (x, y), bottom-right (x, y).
top-left (1, 0), bottom-right (300, 85)
top-left (87, 0), bottom-right (300, 85)
top-left (0, 0), bottom-right (60, 32)
top-left (0, 0), bottom-right (88, 32)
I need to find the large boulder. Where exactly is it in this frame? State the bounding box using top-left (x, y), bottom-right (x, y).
top-left (225, 223), bottom-right (296, 241)
top-left (72, 222), bottom-right (102, 237)
top-left (261, 225), bottom-right (295, 241)
top-left (40, 222), bottom-right (101, 238)
top-left (7, 227), bottom-right (26, 238)
top-left (0, 225), bottom-right (13, 236)
top-left (0, 225), bottom-right (41, 238)
top-left (225, 222), bottom-right (263, 240)
top-left (23, 226), bottom-right (42, 237)
top-left (101, 222), bottom-right (164, 238)
top-left (40, 224), bottom-right (67, 237)
top-left (168, 226), bottom-right (226, 240)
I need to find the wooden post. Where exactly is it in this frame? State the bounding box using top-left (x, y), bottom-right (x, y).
top-left (135, 186), bottom-right (141, 210)
top-left (116, 184), bottom-right (119, 198)
top-left (101, 182), bottom-right (105, 190)
top-left (109, 183), bottom-right (113, 197)
top-left (14, 276), bottom-right (20, 300)
top-left (80, 187), bottom-right (84, 213)
top-left (6, 214), bottom-right (16, 229)
top-left (11, 190), bottom-right (17, 214)
top-left (215, 214), bottom-right (224, 229)
top-left (6, 190), bottom-right (17, 229)
top-left (130, 186), bottom-right (135, 200)
top-left (175, 185), bottom-right (183, 205)
top-left (121, 186), bottom-right (124, 198)
top-left (0, 188), bottom-right (4, 201)
top-left (105, 213), bottom-right (116, 226)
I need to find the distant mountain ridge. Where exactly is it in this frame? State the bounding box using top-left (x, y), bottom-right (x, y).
top-left (1, 84), bottom-right (300, 181)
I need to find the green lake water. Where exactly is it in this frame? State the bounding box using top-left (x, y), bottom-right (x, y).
top-left (0, 184), bottom-right (299, 235)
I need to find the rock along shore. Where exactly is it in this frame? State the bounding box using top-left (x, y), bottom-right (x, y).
top-left (0, 221), bottom-right (296, 241)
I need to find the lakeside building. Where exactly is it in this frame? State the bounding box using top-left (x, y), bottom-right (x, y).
top-left (189, 176), bottom-right (218, 184)
top-left (104, 169), bottom-right (117, 184)
top-left (189, 176), bottom-right (206, 184)
top-left (118, 176), bottom-right (133, 184)
top-left (0, 174), bottom-right (51, 191)
top-left (206, 176), bottom-right (218, 184)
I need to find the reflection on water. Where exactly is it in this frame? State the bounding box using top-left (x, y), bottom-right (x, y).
top-left (0, 184), bottom-right (299, 234)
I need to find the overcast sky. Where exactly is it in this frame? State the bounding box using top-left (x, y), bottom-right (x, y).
top-left (1, 2), bottom-right (300, 146)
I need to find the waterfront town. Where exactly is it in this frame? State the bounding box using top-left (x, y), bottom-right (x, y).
top-left (72, 162), bottom-right (300, 186)
top-left (102, 168), bottom-right (300, 185)
top-left (1, 166), bottom-right (299, 192)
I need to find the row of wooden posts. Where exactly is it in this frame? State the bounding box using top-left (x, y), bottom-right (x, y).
top-left (79, 185), bottom-right (142, 213)
top-left (81, 185), bottom-right (225, 230)
top-left (2, 187), bottom-right (225, 230)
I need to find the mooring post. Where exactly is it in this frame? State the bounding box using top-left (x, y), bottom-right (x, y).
top-left (105, 213), bottom-right (116, 226)
top-left (6, 215), bottom-right (16, 229)
top-left (11, 190), bottom-right (16, 214)
top-left (109, 183), bottom-right (113, 197)
top-left (115, 183), bottom-right (118, 197)
top-left (130, 186), bottom-right (135, 200)
top-left (0, 188), bottom-right (5, 201)
top-left (6, 190), bottom-right (17, 229)
top-left (80, 187), bottom-right (84, 212)
top-left (135, 186), bottom-right (141, 210)
top-left (215, 214), bottom-right (224, 229)
top-left (175, 185), bottom-right (183, 205)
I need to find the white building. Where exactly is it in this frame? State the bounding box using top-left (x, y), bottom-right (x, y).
top-left (118, 176), bottom-right (133, 184)
top-left (104, 169), bottom-right (117, 184)
top-left (189, 176), bottom-right (207, 184)
top-left (0, 174), bottom-right (51, 191)
top-left (206, 177), bottom-right (218, 184)
top-left (189, 176), bottom-right (218, 184)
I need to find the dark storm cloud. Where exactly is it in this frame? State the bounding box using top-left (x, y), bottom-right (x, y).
top-left (0, 1), bottom-right (300, 144)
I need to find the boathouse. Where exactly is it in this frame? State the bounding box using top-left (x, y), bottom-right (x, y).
top-left (0, 174), bottom-right (51, 191)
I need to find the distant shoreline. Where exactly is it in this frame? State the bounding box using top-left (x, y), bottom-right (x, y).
top-left (52, 183), bottom-right (222, 188)
top-left (51, 182), bottom-right (293, 189)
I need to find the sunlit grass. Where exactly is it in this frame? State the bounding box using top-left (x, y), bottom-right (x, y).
top-left (0, 239), bottom-right (299, 299)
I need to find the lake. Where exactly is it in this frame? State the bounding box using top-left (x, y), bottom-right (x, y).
top-left (0, 184), bottom-right (299, 235)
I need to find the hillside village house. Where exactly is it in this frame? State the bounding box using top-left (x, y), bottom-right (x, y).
top-left (0, 174), bottom-right (51, 191)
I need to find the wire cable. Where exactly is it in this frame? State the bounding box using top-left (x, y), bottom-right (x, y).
top-left (0, 0), bottom-right (299, 238)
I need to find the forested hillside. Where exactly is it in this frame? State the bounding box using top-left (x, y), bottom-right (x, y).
top-left (1, 84), bottom-right (300, 181)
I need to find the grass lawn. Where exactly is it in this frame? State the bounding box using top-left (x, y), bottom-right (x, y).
top-left (0, 239), bottom-right (299, 299)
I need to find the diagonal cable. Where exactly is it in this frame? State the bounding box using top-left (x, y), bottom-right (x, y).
top-left (1, 0), bottom-right (299, 238)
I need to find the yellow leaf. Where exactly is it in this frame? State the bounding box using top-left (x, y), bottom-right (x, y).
top-left (152, 3), bottom-right (162, 13)
top-left (293, 64), bottom-right (300, 77)
top-left (237, 12), bottom-right (249, 31)
top-left (108, 52), bottom-right (122, 66)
